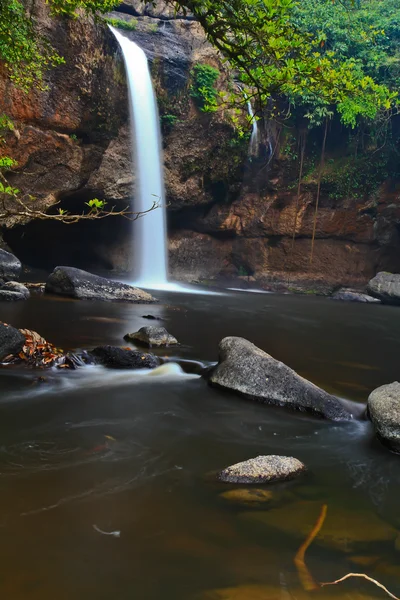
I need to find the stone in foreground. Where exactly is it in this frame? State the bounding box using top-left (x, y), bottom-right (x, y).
top-left (0, 249), bottom-right (22, 282)
top-left (90, 345), bottom-right (160, 369)
top-left (368, 382), bottom-right (400, 452)
top-left (367, 272), bottom-right (400, 305)
top-left (209, 337), bottom-right (352, 420)
top-left (45, 266), bottom-right (156, 303)
top-left (124, 326), bottom-right (178, 347)
top-left (331, 288), bottom-right (380, 303)
top-left (218, 455), bottom-right (305, 484)
top-left (0, 323), bottom-right (26, 361)
top-left (0, 281), bottom-right (30, 300)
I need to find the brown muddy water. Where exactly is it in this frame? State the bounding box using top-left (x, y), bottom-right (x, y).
top-left (1, 289), bottom-right (400, 600)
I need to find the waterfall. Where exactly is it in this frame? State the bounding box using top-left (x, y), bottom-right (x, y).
top-left (109, 26), bottom-right (168, 289)
top-left (247, 99), bottom-right (259, 157)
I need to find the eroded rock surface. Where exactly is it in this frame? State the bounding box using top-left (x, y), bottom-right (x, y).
top-left (209, 337), bottom-right (352, 420)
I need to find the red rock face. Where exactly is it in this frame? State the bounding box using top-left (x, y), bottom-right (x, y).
top-left (1, 1), bottom-right (400, 288)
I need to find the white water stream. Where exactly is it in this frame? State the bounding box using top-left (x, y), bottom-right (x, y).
top-left (110, 26), bottom-right (170, 289)
top-left (247, 99), bottom-right (259, 157)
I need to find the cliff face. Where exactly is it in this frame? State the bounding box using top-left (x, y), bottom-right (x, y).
top-left (1, 0), bottom-right (400, 289)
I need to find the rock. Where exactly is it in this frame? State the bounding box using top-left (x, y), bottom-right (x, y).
top-left (219, 488), bottom-right (274, 507)
top-left (367, 382), bottom-right (400, 452)
top-left (90, 345), bottom-right (160, 369)
top-left (217, 455), bottom-right (305, 484)
top-left (367, 272), bottom-right (400, 305)
top-left (0, 323), bottom-right (26, 361)
top-left (0, 290), bottom-right (26, 301)
top-left (45, 266), bottom-right (156, 303)
top-left (2, 281), bottom-right (30, 298)
top-left (208, 337), bottom-right (352, 420)
top-left (240, 500), bottom-right (398, 553)
top-left (142, 314), bottom-right (164, 320)
top-left (331, 288), bottom-right (380, 303)
top-left (0, 249), bottom-right (22, 281)
top-left (124, 326), bottom-right (178, 347)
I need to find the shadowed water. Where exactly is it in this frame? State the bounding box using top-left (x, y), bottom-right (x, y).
top-left (1, 291), bottom-right (400, 599)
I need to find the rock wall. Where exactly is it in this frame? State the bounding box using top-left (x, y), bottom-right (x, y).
top-left (1, 0), bottom-right (400, 289)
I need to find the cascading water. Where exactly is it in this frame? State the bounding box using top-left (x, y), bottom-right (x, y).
top-left (109, 26), bottom-right (169, 289)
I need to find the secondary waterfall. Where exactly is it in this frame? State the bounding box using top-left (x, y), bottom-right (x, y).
top-left (110, 26), bottom-right (168, 289)
top-left (247, 100), bottom-right (259, 157)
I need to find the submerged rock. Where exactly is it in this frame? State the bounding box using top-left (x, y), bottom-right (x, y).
top-left (219, 488), bottom-right (274, 507)
top-left (0, 249), bottom-right (21, 282)
top-left (90, 345), bottom-right (160, 369)
top-left (45, 266), bottom-right (156, 303)
top-left (0, 290), bottom-right (26, 301)
top-left (217, 455), bottom-right (305, 484)
top-left (367, 272), bottom-right (400, 305)
top-left (0, 323), bottom-right (25, 361)
top-left (124, 326), bottom-right (178, 347)
top-left (240, 499), bottom-right (397, 553)
top-left (208, 337), bottom-right (352, 420)
top-left (367, 382), bottom-right (400, 452)
top-left (331, 288), bottom-right (380, 303)
top-left (1, 281), bottom-right (30, 299)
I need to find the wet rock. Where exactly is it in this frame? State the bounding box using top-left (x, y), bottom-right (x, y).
top-left (2, 281), bottom-right (30, 299)
top-left (0, 249), bottom-right (21, 281)
top-left (45, 266), bottom-right (156, 303)
top-left (90, 345), bottom-right (160, 369)
top-left (124, 326), bottom-right (178, 347)
top-left (367, 382), bottom-right (400, 452)
top-left (0, 323), bottom-right (25, 361)
top-left (217, 455), bottom-right (305, 484)
top-left (331, 288), bottom-right (380, 303)
top-left (219, 488), bottom-right (274, 507)
top-left (240, 499), bottom-right (398, 553)
top-left (367, 272), bottom-right (400, 305)
top-left (142, 314), bottom-right (164, 321)
top-left (208, 337), bottom-right (352, 420)
top-left (0, 290), bottom-right (26, 301)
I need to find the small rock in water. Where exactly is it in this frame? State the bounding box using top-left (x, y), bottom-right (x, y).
top-left (142, 314), bottom-right (164, 321)
top-left (0, 322), bottom-right (25, 361)
top-left (124, 326), bottom-right (178, 347)
top-left (219, 488), bottom-right (274, 506)
top-left (0, 249), bottom-right (21, 281)
top-left (367, 382), bottom-right (400, 452)
top-left (90, 345), bottom-right (160, 369)
top-left (218, 455), bottom-right (305, 484)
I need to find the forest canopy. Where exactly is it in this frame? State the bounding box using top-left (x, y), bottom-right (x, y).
top-left (0, 0), bottom-right (398, 125)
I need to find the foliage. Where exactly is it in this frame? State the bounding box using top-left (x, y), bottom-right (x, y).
top-left (190, 63), bottom-right (220, 112)
top-left (167, 0), bottom-right (397, 127)
top-left (104, 17), bottom-right (138, 31)
top-left (48, 0), bottom-right (118, 17)
top-left (0, 0), bottom-right (64, 91)
top-left (148, 23), bottom-right (159, 33)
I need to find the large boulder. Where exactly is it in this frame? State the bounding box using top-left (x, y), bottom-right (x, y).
top-left (208, 337), bottom-right (352, 420)
top-left (367, 272), bottom-right (400, 305)
top-left (45, 266), bottom-right (156, 303)
top-left (124, 326), bottom-right (178, 347)
top-left (368, 382), bottom-right (400, 452)
top-left (90, 345), bottom-right (160, 369)
top-left (217, 455), bottom-right (305, 484)
top-left (1, 281), bottom-right (30, 300)
top-left (0, 249), bottom-right (21, 282)
top-left (0, 323), bottom-right (25, 361)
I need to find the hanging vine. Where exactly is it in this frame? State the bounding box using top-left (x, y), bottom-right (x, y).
top-left (310, 118), bottom-right (328, 264)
